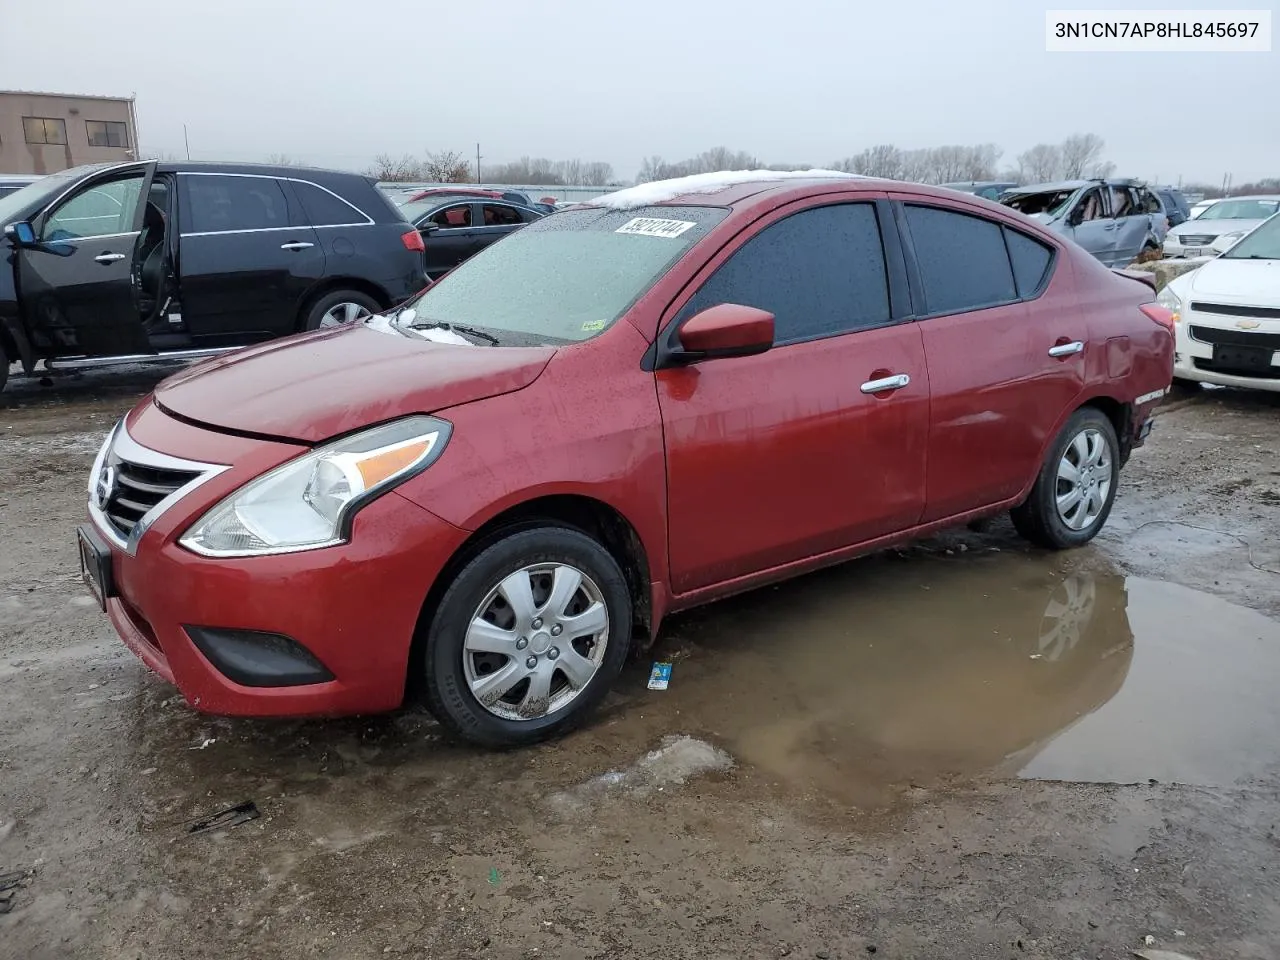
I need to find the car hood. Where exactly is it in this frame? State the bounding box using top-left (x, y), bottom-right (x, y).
top-left (154, 323), bottom-right (556, 443)
top-left (1179, 257), bottom-right (1280, 304)
top-left (1175, 218), bottom-right (1265, 237)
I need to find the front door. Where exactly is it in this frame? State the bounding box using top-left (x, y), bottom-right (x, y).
top-left (894, 199), bottom-right (1086, 520)
top-left (657, 199), bottom-right (929, 595)
top-left (176, 173), bottom-right (326, 345)
top-left (421, 202), bottom-right (481, 278)
top-left (1066, 186), bottom-right (1119, 264)
top-left (18, 166), bottom-right (154, 357)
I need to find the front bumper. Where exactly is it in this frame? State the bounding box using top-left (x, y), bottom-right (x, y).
top-left (1173, 313), bottom-right (1280, 393)
top-left (88, 405), bottom-right (469, 717)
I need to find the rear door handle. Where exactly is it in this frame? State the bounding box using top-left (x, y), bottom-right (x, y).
top-left (860, 373), bottom-right (910, 394)
top-left (1048, 340), bottom-right (1085, 357)
top-left (279, 241), bottom-right (314, 251)
top-left (94, 252), bottom-right (126, 264)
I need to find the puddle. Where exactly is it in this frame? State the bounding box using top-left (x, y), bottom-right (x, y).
top-left (645, 550), bottom-right (1280, 802)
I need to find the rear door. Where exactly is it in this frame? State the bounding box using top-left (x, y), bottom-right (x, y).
top-left (658, 197), bottom-right (930, 594)
top-left (421, 201), bottom-right (480, 278)
top-left (17, 164), bottom-right (154, 357)
top-left (894, 198), bottom-right (1084, 520)
top-left (176, 173), bottom-right (325, 345)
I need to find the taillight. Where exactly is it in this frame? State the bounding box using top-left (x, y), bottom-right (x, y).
top-left (1139, 303), bottom-right (1176, 334)
top-left (401, 228), bottom-right (425, 253)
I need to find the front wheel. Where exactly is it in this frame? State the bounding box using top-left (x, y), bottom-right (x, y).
top-left (1011, 408), bottom-right (1119, 550)
top-left (419, 526), bottom-right (633, 747)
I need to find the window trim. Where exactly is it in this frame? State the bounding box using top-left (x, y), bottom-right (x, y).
top-left (176, 172), bottom-right (373, 236)
top-left (22, 116), bottom-right (68, 146)
top-left (85, 119), bottom-right (130, 149)
top-left (646, 194), bottom-right (908, 371)
top-left (895, 200), bottom-right (1056, 320)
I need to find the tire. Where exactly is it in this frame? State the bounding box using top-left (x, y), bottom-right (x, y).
top-left (301, 289), bottom-right (381, 332)
top-left (1011, 407), bottom-right (1119, 550)
top-left (419, 526), bottom-right (633, 747)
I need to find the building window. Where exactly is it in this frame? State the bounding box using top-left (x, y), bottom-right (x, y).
top-left (23, 117), bottom-right (68, 145)
top-left (86, 120), bottom-right (129, 149)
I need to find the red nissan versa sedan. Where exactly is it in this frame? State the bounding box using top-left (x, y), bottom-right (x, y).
top-left (77, 173), bottom-right (1175, 747)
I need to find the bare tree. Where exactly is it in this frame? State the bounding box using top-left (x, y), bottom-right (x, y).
top-left (266, 152), bottom-right (304, 167)
top-left (1017, 144), bottom-right (1063, 183)
top-left (1088, 160), bottom-right (1117, 179)
top-left (368, 153), bottom-right (424, 182)
top-left (1059, 133), bottom-right (1106, 179)
top-left (580, 161), bottom-right (615, 186)
top-left (422, 150), bottom-right (471, 183)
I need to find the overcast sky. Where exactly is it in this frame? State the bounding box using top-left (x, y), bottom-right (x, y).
top-left (2, 0), bottom-right (1275, 184)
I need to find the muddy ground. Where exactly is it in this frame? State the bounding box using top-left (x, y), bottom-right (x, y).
top-left (2, 369), bottom-right (1280, 960)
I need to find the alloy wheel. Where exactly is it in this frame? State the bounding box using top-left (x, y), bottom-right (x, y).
top-left (319, 301), bottom-right (373, 328)
top-left (1055, 428), bottom-right (1113, 531)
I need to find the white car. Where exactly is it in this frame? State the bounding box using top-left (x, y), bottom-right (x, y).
top-left (1163, 195), bottom-right (1280, 258)
top-left (1187, 199), bottom-right (1215, 220)
top-left (1161, 212), bottom-right (1280, 392)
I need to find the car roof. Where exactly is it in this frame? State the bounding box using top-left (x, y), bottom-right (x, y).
top-left (153, 160), bottom-right (365, 182)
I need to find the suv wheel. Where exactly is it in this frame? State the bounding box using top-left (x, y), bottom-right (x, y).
top-left (420, 526), bottom-right (632, 747)
top-left (303, 290), bottom-right (381, 331)
top-left (1011, 407), bottom-right (1119, 550)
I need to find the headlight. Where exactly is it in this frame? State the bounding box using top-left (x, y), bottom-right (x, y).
top-left (180, 416), bottom-right (451, 557)
top-left (1156, 285), bottom-right (1183, 323)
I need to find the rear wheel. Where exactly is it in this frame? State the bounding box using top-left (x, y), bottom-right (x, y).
top-left (302, 289), bottom-right (381, 331)
top-left (1011, 408), bottom-right (1119, 550)
top-left (419, 526), bottom-right (632, 747)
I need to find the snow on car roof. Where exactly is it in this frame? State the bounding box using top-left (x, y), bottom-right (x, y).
top-left (587, 169), bottom-right (862, 210)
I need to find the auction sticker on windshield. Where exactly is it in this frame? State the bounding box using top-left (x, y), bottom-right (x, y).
top-left (615, 217), bottom-right (697, 239)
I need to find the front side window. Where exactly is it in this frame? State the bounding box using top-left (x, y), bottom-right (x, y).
top-left (185, 175), bottom-right (291, 233)
top-left (677, 203), bottom-right (891, 343)
top-left (401, 205), bottom-right (728, 344)
top-left (86, 120), bottom-right (129, 148)
top-left (42, 175), bottom-right (144, 240)
top-left (905, 204), bottom-right (1017, 315)
top-left (430, 204), bottom-right (472, 228)
top-left (23, 117), bottom-right (67, 145)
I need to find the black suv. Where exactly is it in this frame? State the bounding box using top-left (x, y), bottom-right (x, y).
top-left (1, 161), bottom-right (427, 391)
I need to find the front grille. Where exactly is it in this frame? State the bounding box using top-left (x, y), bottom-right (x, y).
top-left (1194, 357), bottom-right (1279, 379)
top-left (103, 454), bottom-right (200, 540)
top-left (1190, 325), bottom-right (1280, 350)
top-left (1178, 234), bottom-right (1216, 246)
top-left (1190, 302), bottom-right (1280, 321)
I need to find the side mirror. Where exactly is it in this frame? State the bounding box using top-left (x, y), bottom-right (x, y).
top-left (674, 303), bottom-right (774, 363)
top-left (420, 222), bottom-right (440, 235)
top-left (4, 221), bottom-right (36, 247)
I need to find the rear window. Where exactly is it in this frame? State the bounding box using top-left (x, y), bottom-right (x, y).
top-left (403, 205), bottom-right (728, 344)
top-left (293, 180), bottom-right (367, 226)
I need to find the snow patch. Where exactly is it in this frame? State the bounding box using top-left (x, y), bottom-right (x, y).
top-left (589, 169), bottom-right (863, 210)
top-left (363, 310), bottom-right (474, 346)
top-left (547, 735), bottom-right (734, 815)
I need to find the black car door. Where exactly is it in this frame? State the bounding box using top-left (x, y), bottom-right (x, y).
top-left (419, 202), bottom-right (480, 278)
top-left (176, 173), bottom-right (325, 345)
top-left (17, 164), bottom-right (155, 357)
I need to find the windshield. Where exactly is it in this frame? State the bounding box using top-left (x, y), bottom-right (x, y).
top-left (1222, 213), bottom-right (1280, 260)
top-left (400, 204), bottom-right (729, 344)
top-left (1002, 188), bottom-right (1079, 218)
top-left (0, 169), bottom-right (82, 225)
top-left (1200, 198), bottom-right (1280, 221)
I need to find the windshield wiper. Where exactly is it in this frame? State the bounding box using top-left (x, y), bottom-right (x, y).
top-left (410, 320), bottom-right (500, 345)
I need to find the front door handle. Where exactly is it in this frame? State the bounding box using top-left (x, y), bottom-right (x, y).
top-left (860, 373), bottom-right (910, 394)
top-left (1048, 340), bottom-right (1085, 357)
top-left (280, 241), bottom-right (315, 251)
top-left (94, 252), bottom-right (126, 264)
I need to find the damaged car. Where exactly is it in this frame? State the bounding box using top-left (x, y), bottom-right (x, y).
top-left (1001, 178), bottom-right (1166, 267)
top-left (77, 172), bottom-right (1174, 747)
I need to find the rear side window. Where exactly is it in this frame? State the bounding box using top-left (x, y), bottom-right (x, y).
top-left (679, 203), bottom-right (890, 344)
top-left (481, 203), bottom-right (523, 226)
top-left (292, 180), bottom-right (366, 226)
top-left (185, 175), bottom-right (292, 233)
top-left (904, 205), bottom-right (1016, 315)
top-left (1003, 227), bottom-right (1053, 298)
